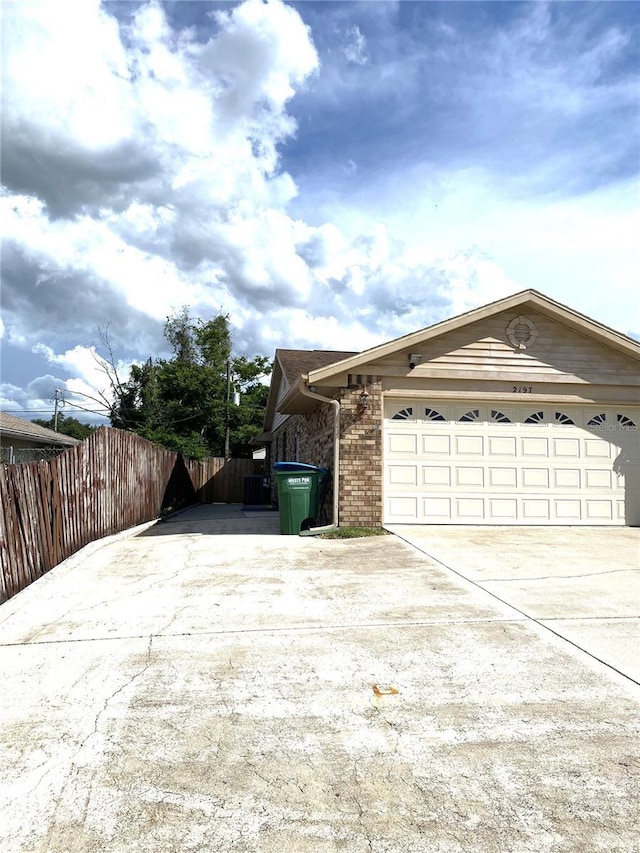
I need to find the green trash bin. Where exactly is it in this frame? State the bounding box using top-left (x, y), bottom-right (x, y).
top-left (273, 462), bottom-right (326, 535)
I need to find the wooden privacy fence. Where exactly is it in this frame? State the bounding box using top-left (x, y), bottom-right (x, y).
top-left (185, 456), bottom-right (256, 504)
top-left (0, 426), bottom-right (264, 603)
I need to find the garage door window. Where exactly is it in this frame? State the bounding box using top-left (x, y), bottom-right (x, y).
top-left (588, 413), bottom-right (606, 427)
top-left (424, 407), bottom-right (446, 421)
top-left (618, 414), bottom-right (636, 428)
top-left (556, 412), bottom-right (575, 425)
top-left (523, 410), bottom-right (576, 425)
top-left (392, 407), bottom-right (414, 420)
top-left (459, 409), bottom-right (480, 422)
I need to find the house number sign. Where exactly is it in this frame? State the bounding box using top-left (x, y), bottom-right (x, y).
top-left (512, 386), bottom-right (533, 393)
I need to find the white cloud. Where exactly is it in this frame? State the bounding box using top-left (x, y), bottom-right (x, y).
top-left (1, 0), bottom-right (321, 358)
top-left (343, 26), bottom-right (368, 65)
top-left (1, 0), bottom-right (637, 415)
top-left (1, 0), bottom-right (498, 370)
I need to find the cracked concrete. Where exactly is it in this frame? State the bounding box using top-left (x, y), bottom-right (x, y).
top-left (1, 507), bottom-right (639, 852)
top-left (387, 525), bottom-right (640, 683)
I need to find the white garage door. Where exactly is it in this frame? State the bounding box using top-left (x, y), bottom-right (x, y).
top-left (384, 401), bottom-right (640, 525)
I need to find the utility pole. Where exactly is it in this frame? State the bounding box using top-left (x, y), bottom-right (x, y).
top-left (223, 361), bottom-right (240, 459)
top-left (224, 360), bottom-right (231, 459)
top-left (51, 388), bottom-right (65, 431)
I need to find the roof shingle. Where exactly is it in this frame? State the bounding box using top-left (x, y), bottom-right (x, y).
top-left (276, 349), bottom-right (358, 384)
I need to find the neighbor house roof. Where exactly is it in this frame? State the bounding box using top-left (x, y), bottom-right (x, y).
top-left (0, 412), bottom-right (80, 447)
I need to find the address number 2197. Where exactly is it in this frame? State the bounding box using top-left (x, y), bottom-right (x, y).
top-left (512, 386), bottom-right (533, 393)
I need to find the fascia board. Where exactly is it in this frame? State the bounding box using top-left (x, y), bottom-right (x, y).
top-left (262, 358), bottom-right (284, 431)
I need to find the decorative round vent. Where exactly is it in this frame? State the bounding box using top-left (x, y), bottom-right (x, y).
top-left (506, 315), bottom-right (538, 350)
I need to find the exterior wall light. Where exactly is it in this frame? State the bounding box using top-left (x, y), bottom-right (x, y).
top-left (352, 386), bottom-right (370, 422)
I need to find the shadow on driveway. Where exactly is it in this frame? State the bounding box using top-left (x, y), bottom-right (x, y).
top-left (138, 502), bottom-right (281, 537)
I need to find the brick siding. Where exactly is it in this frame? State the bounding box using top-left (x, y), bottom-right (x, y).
top-left (269, 379), bottom-right (383, 527)
top-left (338, 380), bottom-right (383, 527)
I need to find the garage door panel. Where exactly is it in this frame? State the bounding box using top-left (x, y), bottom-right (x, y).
top-left (387, 465), bottom-right (418, 486)
top-left (488, 436), bottom-right (517, 456)
top-left (585, 500), bottom-right (614, 520)
top-left (584, 440), bottom-right (611, 458)
top-left (488, 467), bottom-right (518, 487)
top-left (383, 402), bottom-right (639, 525)
top-left (521, 437), bottom-right (549, 456)
top-left (553, 438), bottom-right (581, 457)
top-left (554, 469), bottom-right (581, 488)
top-left (421, 434), bottom-right (450, 454)
top-left (522, 468), bottom-right (550, 488)
top-left (585, 469), bottom-right (612, 489)
top-left (422, 467), bottom-right (451, 486)
top-left (456, 498), bottom-right (485, 519)
top-left (422, 497), bottom-right (452, 518)
top-left (522, 499), bottom-right (551, 520)
top-left (554, 500), bottom-right (582, 520)
top-left (488, 499), bottom-right (518, 519)
top-left (455, 435), bottom-right (483, 455)
top-left (387, 433), bottom-right (417, 454)
top-left (456, 467), bottom-right (484, 487)
top-left (386, 496), bottom-right (418, 521)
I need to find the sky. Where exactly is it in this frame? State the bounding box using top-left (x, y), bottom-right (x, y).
top-left (1, 0), bottom-right (639, 424)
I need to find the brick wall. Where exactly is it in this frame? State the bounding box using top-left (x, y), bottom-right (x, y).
top-left (269, 401), bottom-right (336, 523)
top-left (338, 380), bottom-right (383, 527)
top-left (270, 379), bottom-right (383, 528)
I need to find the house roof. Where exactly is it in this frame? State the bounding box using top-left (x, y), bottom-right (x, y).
top-left (276, 349), bottom-right (358, 384)
top-left (259, 349), bottom-right (357, 437)
top-left (0, 412), bottom-right (80, 446)
top-left (261, 289), bottom-right (640, 430)
top-left (306, 289), bottom-right (640, 384)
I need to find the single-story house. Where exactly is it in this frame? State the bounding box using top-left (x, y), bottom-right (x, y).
top-left (257, 289), bottom-right (640, 528)
top-left (0, 412), bottom-right (79, 463)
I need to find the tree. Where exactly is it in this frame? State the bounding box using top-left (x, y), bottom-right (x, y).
top-left (31, 415), bottom-right (97, 441)
top-left (105, 309), bottom-right (271, 459)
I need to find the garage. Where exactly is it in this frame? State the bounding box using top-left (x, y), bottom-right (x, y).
top-left (264, 289), bottom-right (640, 529)
top-left (384, 401), bottom-right (640, 525)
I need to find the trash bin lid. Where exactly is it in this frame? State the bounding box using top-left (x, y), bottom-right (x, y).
top-left (273, 462), bottom-right (327, 474)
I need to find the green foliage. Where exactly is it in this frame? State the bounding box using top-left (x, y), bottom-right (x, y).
top-left (31, 415), bottom-right (97, 441)
top-left (319, 527), bottom-right (388, 539)
top-left (109, 309), bottom-right (271, 459)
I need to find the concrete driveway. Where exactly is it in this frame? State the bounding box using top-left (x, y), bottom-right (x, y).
top-left (386, 525), bottom-right (640, 683)
top-left (1, 506), bottom-right (639, 853)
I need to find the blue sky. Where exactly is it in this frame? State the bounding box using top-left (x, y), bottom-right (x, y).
top-left (1, 0), bottom-right (639, 423)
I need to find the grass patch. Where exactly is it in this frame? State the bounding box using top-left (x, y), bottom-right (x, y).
top-left (319, 526), bottom-right (388, 539)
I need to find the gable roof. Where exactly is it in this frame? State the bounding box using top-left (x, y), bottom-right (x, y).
top-left (306, 289), bottom-right (640, 384)
top-left (260, 289), bottom-right (640, 431)
top-left (0, 412), bottom-right (80, 446)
